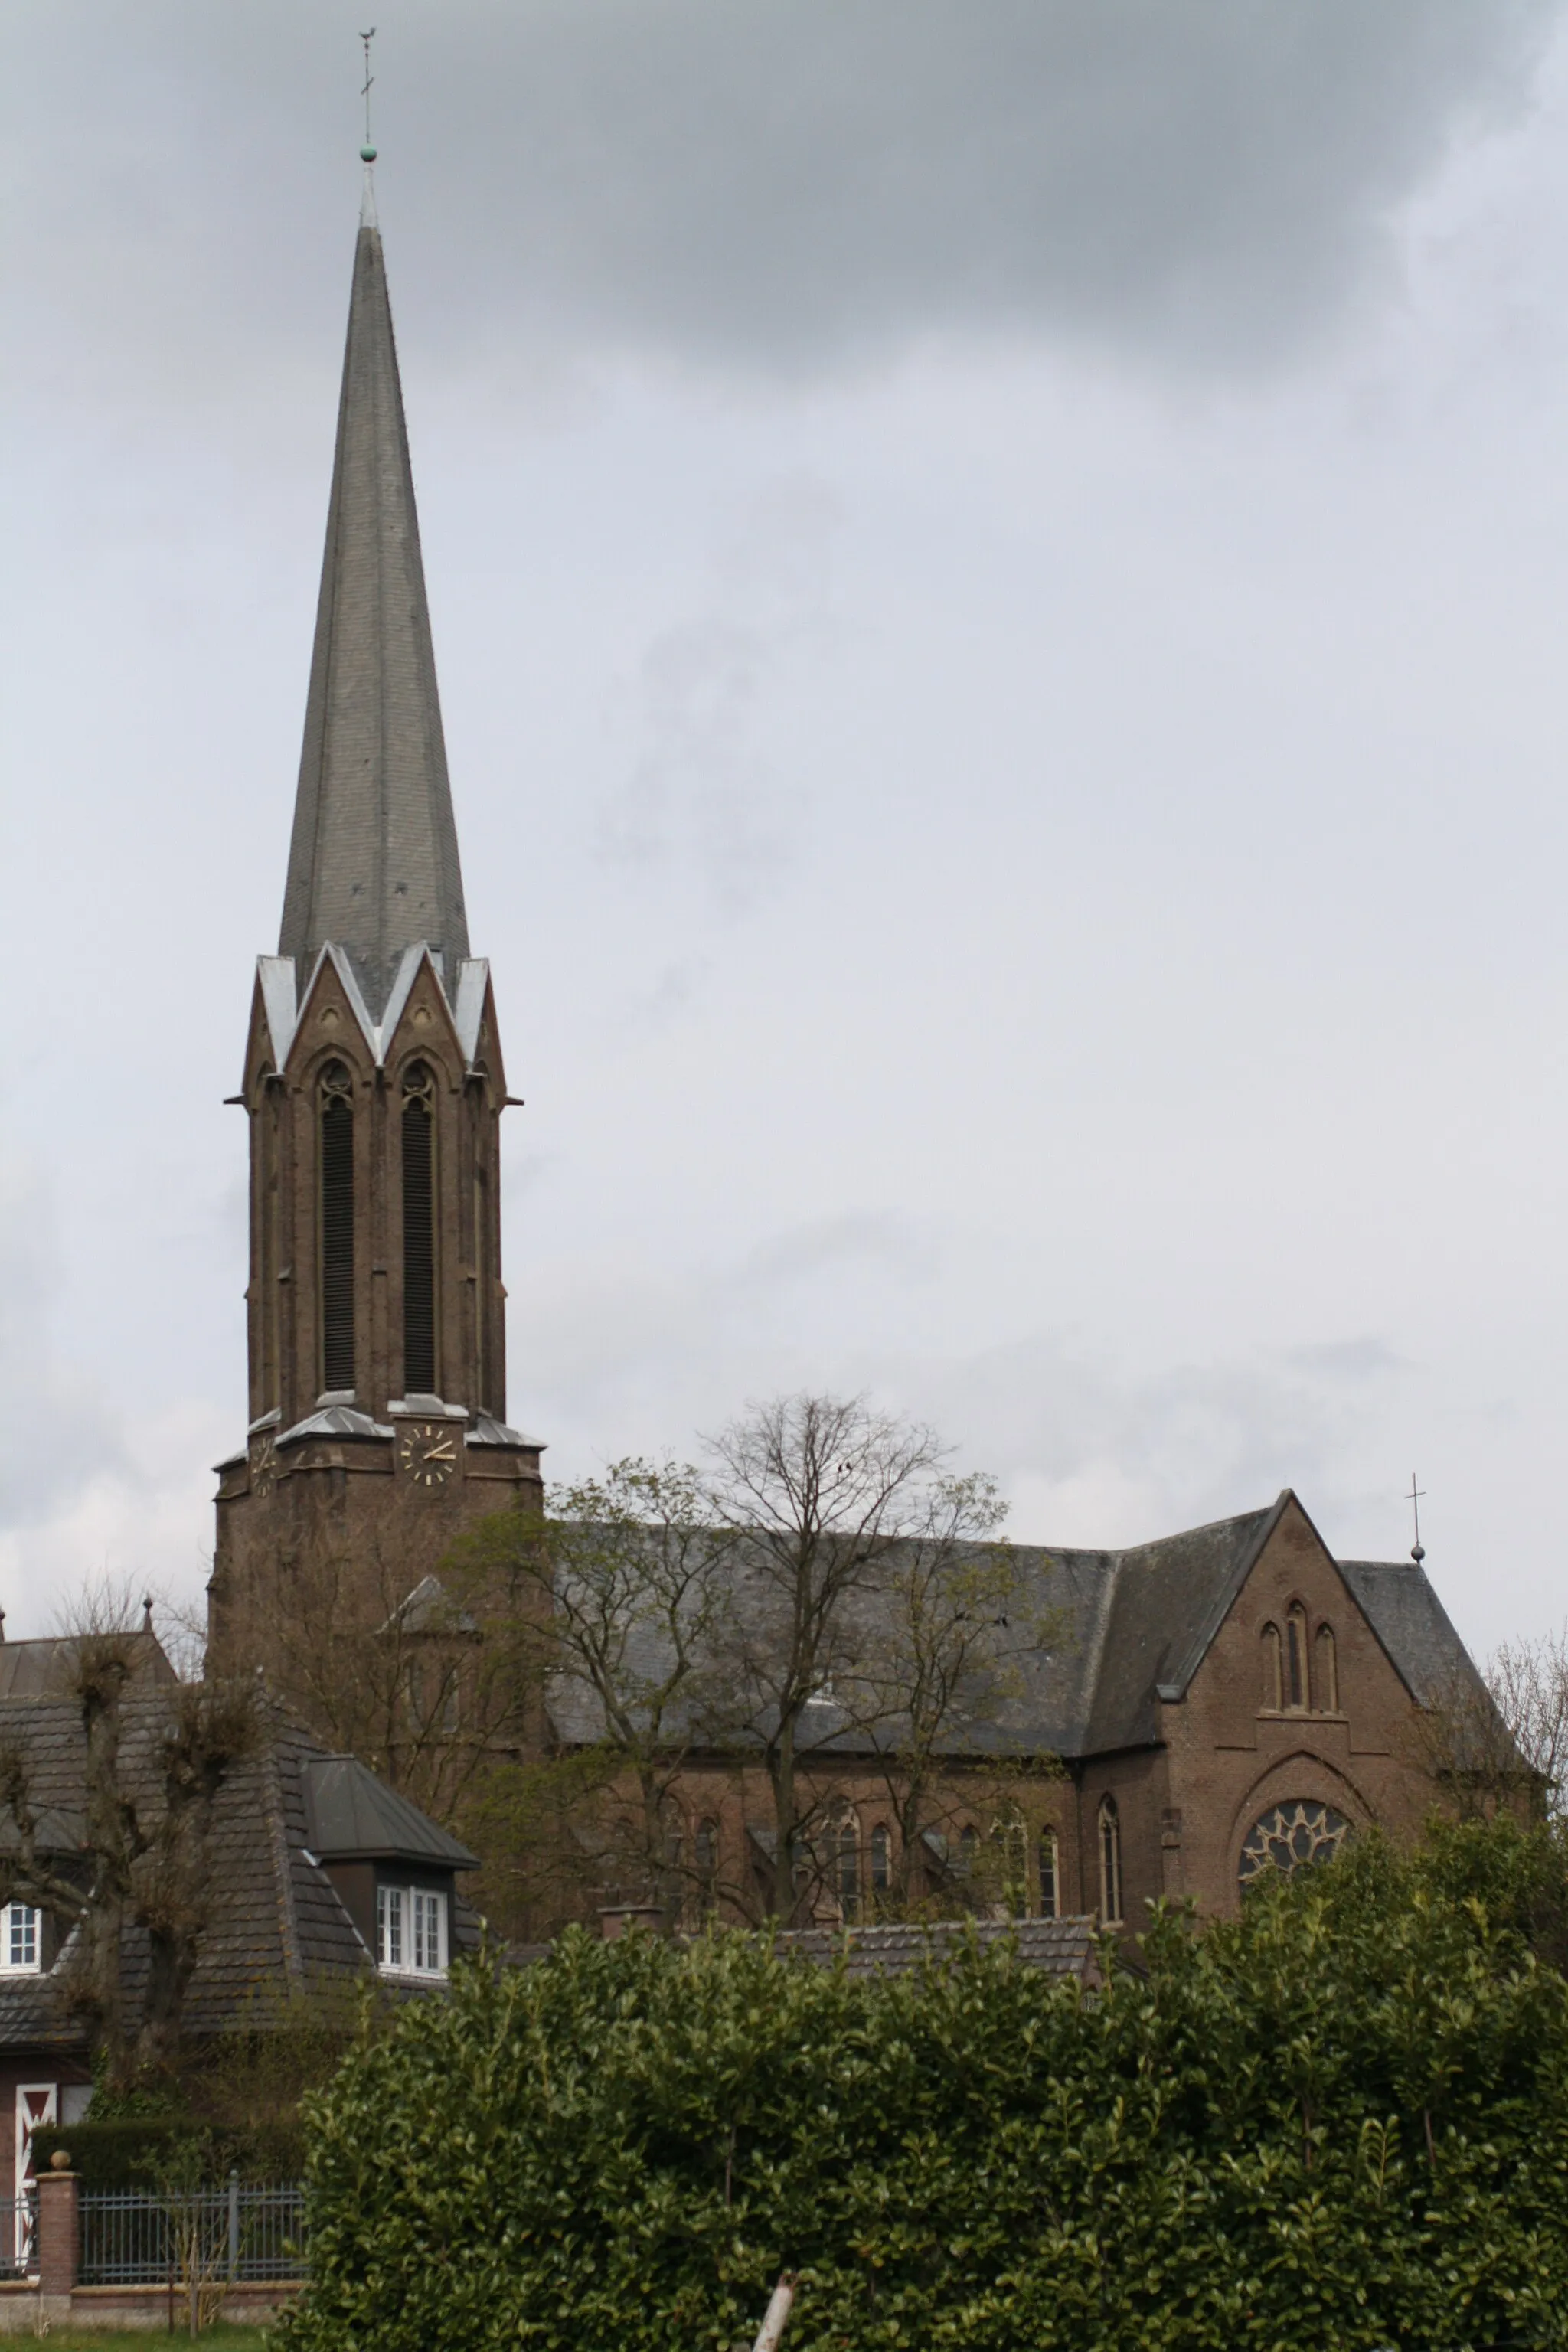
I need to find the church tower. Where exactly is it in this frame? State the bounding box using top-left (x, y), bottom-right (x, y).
top-left (208, 166), bottom-right (541, 1674)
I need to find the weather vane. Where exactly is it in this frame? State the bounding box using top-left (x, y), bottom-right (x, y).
top-left (359, 28), bottom-right (377, 161)
top-left (1406, 1472), bottom-right (1426, 1566)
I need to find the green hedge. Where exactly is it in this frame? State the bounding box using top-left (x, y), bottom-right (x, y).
top-left (280, 1819), bottom-right (1568, 2352)
top-left (33, 2118), bottom-right (305, 2187)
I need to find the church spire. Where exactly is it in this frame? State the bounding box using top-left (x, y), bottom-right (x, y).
top-left (277, 188), bottom-right (469, 1019)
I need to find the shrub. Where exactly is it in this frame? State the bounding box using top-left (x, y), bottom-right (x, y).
top-left (281, 1821), bottom-right (1568, 2352)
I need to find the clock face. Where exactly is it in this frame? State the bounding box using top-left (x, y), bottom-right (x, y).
top-left (399, 1422), bottom-right (459, 1489)
top-left (250, 1435), bottom-right (278, 1498)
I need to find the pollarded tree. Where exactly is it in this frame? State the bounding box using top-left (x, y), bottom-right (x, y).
top-left (0, 1586), bottom-right (261, 2090)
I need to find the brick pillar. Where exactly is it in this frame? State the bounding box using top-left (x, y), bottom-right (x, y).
top-left (34, 2161), bottom-right (77, 2311)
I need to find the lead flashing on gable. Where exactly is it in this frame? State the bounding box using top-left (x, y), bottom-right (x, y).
top-left (453, 959), bottom-right (490, 1064)
top-left (276, 940), bottom-right (477, 1075)
top-left (256, 957), bottom-right (299, 1067)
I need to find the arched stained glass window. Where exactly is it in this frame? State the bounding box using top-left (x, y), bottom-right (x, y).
top-left (694, 1818), bottom-right (718, 1904)
top-left (1038, 1828), bottom-right (1060, 1920)
top-left (836, 1821), bottom-right (860, 1922)
top-left (1238, 1801), bottom-right (1350, 1889)
top-left (1098, 1798), bottom-right (1122, 1926)
top-left (870, 1824), bottom-right (891, 1902)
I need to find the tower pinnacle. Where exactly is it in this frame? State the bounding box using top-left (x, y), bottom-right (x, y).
top-left (278, 182), bottom-right (466, 1017)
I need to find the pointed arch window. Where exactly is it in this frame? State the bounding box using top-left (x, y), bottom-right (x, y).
top-left (1315, 1622), bottom-right (1338, 1713)
top-left (958, 1823), bottom-right (980, 1879)
top-left (1098, 1797), bottom-right (1122, 1926)
top-left (870, 1824), bottom-right (890, 1906)
top-left (1262, 1622), bottom-right (1284, 1711)
top-left (1286, 1603), bottom-right (1309, 1710)
top-left (835, 1820), bottom-right (860, 1922)
top-left (694, 1818), bottom-right (718, 1909)
top-left (401, 1062), bottom-right (436, 1396)
top-left (1038, 1828), bottom-right (1060, 1920)
top-left (318, 1063), bottom-right (355, 1393)
top-left (995, 1813), bottom-right (1028, 1917)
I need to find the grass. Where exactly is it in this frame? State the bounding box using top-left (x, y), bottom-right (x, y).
top-left (33, 2331), bottom-right (270, 2350)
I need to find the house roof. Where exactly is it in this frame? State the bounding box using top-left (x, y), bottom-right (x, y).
top-left (0, 1694), bottom-right (476, 2056)
top-left (775, 1916), bottom-right (1099, 1981)
top-left (302, 1753), bottom-right (479, 1868)
top-left (0, 1632), bottom-right (175, 1703)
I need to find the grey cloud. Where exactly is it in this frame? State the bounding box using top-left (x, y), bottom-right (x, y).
top-left (0, 1155), bottom-right (122, 1534)
top-left (11, 0), bottom-right (1560, 391)
top-left (439, 0), bottom-right (1557, 371)
top-left (598, 476), bottom-right (836, 904)
top-left (744, 1211), bottom-right (939, 1285)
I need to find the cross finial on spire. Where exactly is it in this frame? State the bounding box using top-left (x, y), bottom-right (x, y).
top-left (358, 29), bottom-right (379, 227)
top-left (1406, 1472), bottom-right (1426, 1565)
top-left (359, 28), bottom-right (377, 158)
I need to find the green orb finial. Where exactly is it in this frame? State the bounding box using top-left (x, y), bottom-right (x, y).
top-left (361, 144), bottom-right (377, 162)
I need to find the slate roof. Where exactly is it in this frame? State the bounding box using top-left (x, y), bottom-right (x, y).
top-left (302, 1754), bottom-right (478, 1868)
top-left (0, 1694), bottom-right (474, 2057)
top-left (542, 1492), bottom-right (1482, 1765)
top-left (0, 1634), bottom-right (173, 1704)
top-left (277, 198), bottom-right (468, 1021)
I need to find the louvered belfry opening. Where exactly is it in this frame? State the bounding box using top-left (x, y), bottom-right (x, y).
top-left (319, 1063), bottom-right (356, 1392)
top-left (402, 1063), bottom-right (436, 1395)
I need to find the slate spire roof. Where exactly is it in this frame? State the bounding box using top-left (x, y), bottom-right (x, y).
top-left (278, 181), bottom-right (469, 1021)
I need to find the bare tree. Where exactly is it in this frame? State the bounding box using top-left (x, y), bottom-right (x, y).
top-left (0, 1586), bottom-right (261, 2091)
top-left (446, 1458), bottom-right (735, 1916)
top-left (835, 1472), bottom-right (1067, 1913)
top-left (704, 1392), bottom-right (993, 1923)
top-left (1486, 1630), bottom-right (1568, 1815)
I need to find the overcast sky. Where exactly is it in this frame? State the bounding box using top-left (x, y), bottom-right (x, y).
top-left (5, 0), bottom-right (1568, 1656)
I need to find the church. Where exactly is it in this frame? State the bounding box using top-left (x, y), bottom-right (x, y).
top-left (204, 161), bottom-right (1493, 1936)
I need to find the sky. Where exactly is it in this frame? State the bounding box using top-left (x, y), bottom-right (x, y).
top-left (5, 1), bottom-right (1568, 1657)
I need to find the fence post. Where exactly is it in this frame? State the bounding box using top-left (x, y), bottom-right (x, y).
top-left (34, 2153), bottom-right (77, 2322)
top-left (228, 2171), bottom-right (240, 2281)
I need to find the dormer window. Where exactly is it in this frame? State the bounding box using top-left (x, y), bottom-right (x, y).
top-left (377, 1884), bottom-right (448, 1978)
top-left (0, 1904), bottom-right (41, 1975)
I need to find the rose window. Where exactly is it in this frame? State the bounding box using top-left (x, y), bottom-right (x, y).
top-left (1237, 1801), bottom-right (1350, 1889)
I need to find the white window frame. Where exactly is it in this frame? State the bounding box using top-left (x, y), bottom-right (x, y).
top-left (0, 1905), bottom-right (41, 1976)
top-left (377, 1883), bottom-right (447, 1978)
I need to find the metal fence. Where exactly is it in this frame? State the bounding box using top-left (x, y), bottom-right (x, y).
top-left (79, 2181), bottom-right (306, 2285)
top-left (0, 2194), bottom-right (34, 2278)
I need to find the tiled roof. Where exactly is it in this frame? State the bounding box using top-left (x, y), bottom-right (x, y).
top-left (777, 1916), bottom-right (1099, 1981)
top-left (0, 1693), bottom-right (473, 2056)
